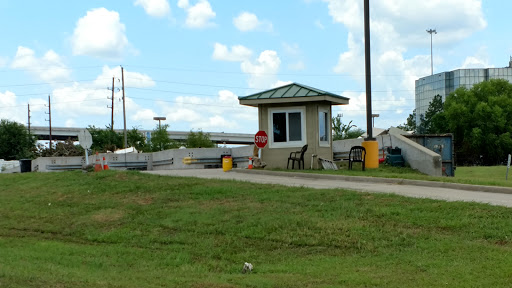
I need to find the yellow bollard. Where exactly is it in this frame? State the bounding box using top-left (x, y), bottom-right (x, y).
top-left (222, 156), bottom-right (232, 172)
top-left (362, 140), bottom-right (379, 169)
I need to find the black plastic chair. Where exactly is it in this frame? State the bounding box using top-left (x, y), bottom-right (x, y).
top-left (287, 144), bottom-right (308, 169)
top-left (345, 146), bottom-right (366, 171)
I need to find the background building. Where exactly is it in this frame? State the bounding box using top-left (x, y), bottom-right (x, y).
top-left (415, 58), bottom-right (512, 124)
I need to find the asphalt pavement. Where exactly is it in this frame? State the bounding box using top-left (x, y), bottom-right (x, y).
top-left (143, 168), bottom-right (512, 208)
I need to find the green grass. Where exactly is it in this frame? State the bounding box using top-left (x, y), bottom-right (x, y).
top-left (292, 163), bottom-right (512, 188)
top-left (1, 170), bottom-right (512, 287)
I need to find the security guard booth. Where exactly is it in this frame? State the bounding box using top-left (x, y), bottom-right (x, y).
top-left (239, 83), bottom-right (349, 169)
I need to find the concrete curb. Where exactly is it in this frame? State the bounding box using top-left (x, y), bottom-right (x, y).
top-left (232, 169), bottom-right (512, 195)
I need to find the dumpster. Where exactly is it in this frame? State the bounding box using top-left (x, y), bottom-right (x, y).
top-left (405, 134), bottom-right (455, 176)
top-left (19, 159), bottom-right (32, 173)
top-left (385, 147), bottom-right (404, 167)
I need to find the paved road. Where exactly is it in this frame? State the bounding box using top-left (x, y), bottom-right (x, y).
top-left (144, 169), bottom-right (512, 208)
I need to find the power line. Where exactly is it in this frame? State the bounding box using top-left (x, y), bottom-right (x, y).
top-left (0, 97), bottom-right (109, 110)
top-left (123, 64), bottom-right (427, 78)
top-left (0, 79), bottom-right (107, 88)
top-left (0, 65), bottom-right (104, 73)
top-left (124, 76), bottom-right (418, 93)
top-left (125, 86), bottom-right (416, 99)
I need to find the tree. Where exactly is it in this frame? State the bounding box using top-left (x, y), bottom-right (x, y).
top-left (397, 109), bottom-right (416, 132)
top-left (443, 79), bottom-right (512, 165)
top-left (0, 119), bottom-right (37, 160)
top-left (186, 129), bottom-right (215, 148)
top-left (150, 124), bottom-right (177, 151)
top-left (127, 127), bottom-right (148, 152)
top-left (87, 125), bottom-right (123, 152)
top-left (332, 114), bottom-right (365, 140)
top-left (417, 94), bottom-right (447, 134)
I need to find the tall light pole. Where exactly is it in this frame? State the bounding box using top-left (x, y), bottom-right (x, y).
top-left (427, 28), bottom-right (437, 75)
top-left (153, 117), bottom-right (166, 151)
top-left (153, 117), bottom-right (166, 129)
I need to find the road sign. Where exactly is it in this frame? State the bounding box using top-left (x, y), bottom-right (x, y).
top-left (78, 129), bottom-right (93, 165)
top-left (254, 131), bottom-right (268, 148)
top-left (77, 129), bottom-right (93, 149)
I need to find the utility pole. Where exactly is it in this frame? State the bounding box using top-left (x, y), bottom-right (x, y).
top-left (361, 0), bottom-right (379, 169)
top-left (45, 95), bottom-right (52, 153)
top-left (108, 76), bottom-right (115, 130)
top-left (364, 0), bottom-right (373, 141)
top-left (121, 66), bottom-right (127, 148)
top-left (27, 104), bottom-right (31, 134)
top-left (427, 28), bottom-right (437, 75)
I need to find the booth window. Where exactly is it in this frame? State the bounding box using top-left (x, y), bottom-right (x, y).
top-left (319, 110), bottom-right (329, 144)
top-left (269, 107), bottom-right (306, 148)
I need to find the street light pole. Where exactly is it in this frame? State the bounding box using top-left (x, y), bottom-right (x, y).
top-left (153, 117), bottom-right (166, 151)
top-left (427, 28), bottom-right (437, 75)
top-left (153, 117), bottom-right (166, 129)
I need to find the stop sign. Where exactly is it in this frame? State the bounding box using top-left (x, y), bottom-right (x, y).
top-left (254, 131), bottom-right (268, 148)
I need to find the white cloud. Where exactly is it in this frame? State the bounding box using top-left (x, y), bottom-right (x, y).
top-left (458, 47), bottom-right (493, 69)
top-left (160, 90), bottom-right (256, 132)
top-left (49, 66), bottom-right (155, 122)
top-left (94, 66), bottom-right (155, 88)
top-left (65, 119), bottom-right (76, 128)
top-left (71, 8), bottom-right (130, 59)
top-left (178, 0), bottom-right (216, 29)
top-left (10, 46), bottom-right (71, 82)
top-left (460, 56), bottom-right (492, 69)
top-left (212, 44), bottom-right (285, 90)
top-left (212, 43), bottom-right (252, 62)
top-left (233, 12), bottom-right (273, 32)
top-left (134, 0), bottom-right (170, 18)
top-left (325, 0), bottom-right (487, 123)
top-left (333, 32), bottom-right (364, 76)
top-left (241, 50), bottom-right (281, 89)
top-left (177, 0), bottom-right (189, 9)
top-left (0, 91), bottom-right (24, 123)
top-left (272, 80), bottom-right (293, 88)
top-left (132, 108), bottom-right (157, 122)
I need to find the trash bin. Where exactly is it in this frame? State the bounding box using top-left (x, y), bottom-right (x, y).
top-left (222, 156), bottom-right (232, 172)
top-left (19, 159), bottom-right (32, 173)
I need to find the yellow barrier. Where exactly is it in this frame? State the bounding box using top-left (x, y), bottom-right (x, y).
top-left (182, 157), bottom-right (197, 165)
top-left (222, 156), bottom-right (232, 172)
top-left (362, 140), bottom-right (379, 169)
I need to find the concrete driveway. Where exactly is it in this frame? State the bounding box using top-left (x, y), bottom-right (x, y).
top-left (144, 169), bottom-right (512, 208)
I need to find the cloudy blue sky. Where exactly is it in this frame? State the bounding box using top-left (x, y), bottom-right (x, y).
top-left (0, 0), bottom-right (510, 134)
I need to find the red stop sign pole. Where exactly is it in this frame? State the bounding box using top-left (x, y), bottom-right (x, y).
top-left (254, 131), bottom-right (268, 149)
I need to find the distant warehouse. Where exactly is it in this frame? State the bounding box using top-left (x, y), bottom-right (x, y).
top-left (415, 58), bottom-right (512, 125)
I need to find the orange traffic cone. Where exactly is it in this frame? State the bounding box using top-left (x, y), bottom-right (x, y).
top-left (248, 157), bottom-right (253, 169)
top-left (103, 156), bottom-right (109, 170)
top-left (94, 152), bottom-right (102, 172)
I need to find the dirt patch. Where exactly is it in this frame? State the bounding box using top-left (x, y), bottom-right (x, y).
top-left (91, 209), bottom-right (125, 222)
top-left (114, 173), bottom-right (131, 181)
top-left (191, 283), bottom-right (238, 288)
top-left (123, 195), bottom-right (154, 206)
top-left (136, 196), bottom-right (153, 205)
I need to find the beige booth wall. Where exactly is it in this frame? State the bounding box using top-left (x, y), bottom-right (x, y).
top-left (258, 102), bottom-right (333, 169)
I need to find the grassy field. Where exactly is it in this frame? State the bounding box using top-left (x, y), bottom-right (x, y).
top-left (296, 163), bottom-right (512, 188)
top-left (1, 170), bottom-right (512, 287)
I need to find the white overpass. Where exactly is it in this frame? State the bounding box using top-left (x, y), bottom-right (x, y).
top-left (30, 126), bottom-right (254, 145)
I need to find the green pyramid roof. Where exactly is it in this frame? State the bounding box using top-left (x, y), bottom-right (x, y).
top-left (238, 83), bottom-right (349, 107)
